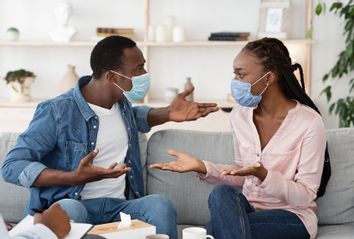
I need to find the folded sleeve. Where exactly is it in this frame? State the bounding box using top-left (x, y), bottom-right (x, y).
top-left (1, 102), bottom-right (58, 188)
top-left (198, 160), bottom-right (245, 187)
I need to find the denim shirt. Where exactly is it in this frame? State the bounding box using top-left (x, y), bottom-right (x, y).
top-left (1, 76), bottom-right (152, 215)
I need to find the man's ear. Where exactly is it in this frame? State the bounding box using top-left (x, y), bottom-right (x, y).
top-left (105, 71), bottom-right (115, 83)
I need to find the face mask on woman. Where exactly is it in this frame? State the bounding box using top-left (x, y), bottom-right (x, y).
top-left (231, 71), bottom-right (270, 107)
top-left (110, 70), bottom-right (150, 102)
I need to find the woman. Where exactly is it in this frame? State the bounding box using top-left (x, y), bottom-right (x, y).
top-left (150, 37), bottom-right (330, 239)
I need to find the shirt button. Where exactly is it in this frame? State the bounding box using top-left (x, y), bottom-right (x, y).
top-left (95, 116), bottom-right (98, 119)
top-left (91, 142), bottom-right (94, 145)
top-left (130, 175), bottom-right (133, 179)
top-left (128, 143), bottom-right (131, 147)
top-left (128, 127), bottom-right (130, 130)
top-left (136, 192), bottom-right (139, 195)
top-left (74, 192), bottom-right (79, 196)
top-left (128, 160), bottom-right (131, 164)
top-left (93, 125), bottom-right (97, 129)
top-left (256, 153), bottom-right (260, 157)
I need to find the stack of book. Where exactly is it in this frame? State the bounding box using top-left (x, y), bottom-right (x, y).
top-left (95, 27), bottom-right (135, 39)
top-left (208, 32), bottom-right (250, 41)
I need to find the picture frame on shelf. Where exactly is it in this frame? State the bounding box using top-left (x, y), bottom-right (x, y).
top-left (257, 0), bottom-right (290, 39)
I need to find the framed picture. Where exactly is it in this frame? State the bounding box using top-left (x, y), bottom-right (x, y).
top-left (257, 0), bottom-right (290, 39)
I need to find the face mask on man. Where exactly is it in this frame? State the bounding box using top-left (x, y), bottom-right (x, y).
top-left (231, 71), bottom-right (270, 107)
top-left (110, 70), bottom-right (150, 102)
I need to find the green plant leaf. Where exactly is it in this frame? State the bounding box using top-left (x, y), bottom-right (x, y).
top-left (320, 85), bottom-right (332, 102)
top-left (315, 3), bottom-right (323, 15)
top-left (330, 2), bottom-right (343, 12)
top-left (322, 73), bottom-right (329, 82)
top-left (329, 103), bottom-right (336, 113)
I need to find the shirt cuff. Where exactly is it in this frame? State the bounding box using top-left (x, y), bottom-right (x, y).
top-left (197, 160), bottom-right (213, 180)
top-left (18, 224), bottom-right (57, 239)
top-left (18, 162), bottom-right (47, 188)
top-left (134, 105), bottom-right (153, 133)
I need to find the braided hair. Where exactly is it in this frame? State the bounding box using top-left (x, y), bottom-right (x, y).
top-left (242, 37), bottom-right (331, 198)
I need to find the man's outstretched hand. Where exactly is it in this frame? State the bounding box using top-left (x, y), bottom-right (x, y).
top-left (169, 87), bottom-right (219, 122)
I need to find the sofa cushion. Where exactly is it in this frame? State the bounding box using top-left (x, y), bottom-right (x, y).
top-left (0, 132), bottom-right (28, 223)
top-left (317, 222), bottom-right (354, 239)
top-left (146, 130), bottom-right (235, 225)
top-left (317, 128), bottom-right (354, 225)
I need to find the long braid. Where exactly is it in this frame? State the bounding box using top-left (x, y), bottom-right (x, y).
top-left (243, 37), bottom-right (331, 198)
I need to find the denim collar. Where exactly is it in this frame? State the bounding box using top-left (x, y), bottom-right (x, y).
top-left (73, 75), bottom-right (96, 122)
top-left (73, 75), bottom-right (131, 121)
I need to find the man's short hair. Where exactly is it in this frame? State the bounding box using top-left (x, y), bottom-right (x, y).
top-left (90, 36), bottom-right (136, 79)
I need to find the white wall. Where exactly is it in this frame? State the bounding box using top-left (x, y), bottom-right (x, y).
top-left (0, 0), bottom-right (349, 129)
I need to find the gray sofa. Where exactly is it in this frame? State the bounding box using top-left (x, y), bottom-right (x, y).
top-left (1, 128), bottom-right (354, 238)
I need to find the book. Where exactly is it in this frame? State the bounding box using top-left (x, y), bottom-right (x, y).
top-left (9, 215), bottom-right (92, 239)
top-left (208, 36), bottom-right (249, 41)
top-left (88, 219), bottom-right (156, 239)
top-left (210, 32), bottom-right (250, 38)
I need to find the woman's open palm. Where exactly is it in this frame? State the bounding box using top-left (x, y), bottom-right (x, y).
top-left (149, 149), bottom-right (200, 173)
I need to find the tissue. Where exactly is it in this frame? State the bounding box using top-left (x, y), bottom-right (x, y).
top-left (118, 212), bottom-right (133, 229)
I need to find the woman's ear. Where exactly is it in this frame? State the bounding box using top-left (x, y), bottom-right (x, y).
top-left (267, 71), bottom-right (278, 85)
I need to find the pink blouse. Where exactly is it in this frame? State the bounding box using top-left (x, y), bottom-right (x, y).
top-left (200, 102), bottom-right (326, 239)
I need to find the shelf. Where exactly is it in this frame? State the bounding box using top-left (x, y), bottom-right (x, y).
top-left (0, 39), bottom-right (314, 47)
top-left (146, 39), bottom-right (313, 47)
top-left (0, 40), bottom-right (145, 47)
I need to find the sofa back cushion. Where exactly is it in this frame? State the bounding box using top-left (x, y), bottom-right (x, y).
top-left (146, 130), bottom-right (235, 225)
top-left (0, 132), bottom-right (28, 223)
top-left (317, 128), bottom-right (354, 225)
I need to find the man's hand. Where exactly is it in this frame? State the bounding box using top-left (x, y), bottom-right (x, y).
top-left (169, 87), bottom-right (219, 122)
top-left (150, 149), bottom-right (207, 174)
top-left (222, 161), bottom-right (268, 181)
top-left (34, 204), bottom-right (70, 239)
top-left (73, 149), bottom-right (131, 184)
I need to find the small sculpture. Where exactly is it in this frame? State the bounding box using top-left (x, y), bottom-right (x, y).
top-left (49, 1), bottom-right (77, 42)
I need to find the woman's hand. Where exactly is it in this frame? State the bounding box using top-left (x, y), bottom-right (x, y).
top-left (149, 149), bottom-right (207, 174)
top-left (222, 161), bottom-right (268, 181)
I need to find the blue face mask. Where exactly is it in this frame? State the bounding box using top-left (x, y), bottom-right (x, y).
top-left (111, 71), bottom-right (150, 102)
top-left (231, 72), bottom-right (270, 107)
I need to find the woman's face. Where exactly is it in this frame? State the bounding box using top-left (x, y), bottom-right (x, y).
top-left (233, 50), bottom-right (270, 96)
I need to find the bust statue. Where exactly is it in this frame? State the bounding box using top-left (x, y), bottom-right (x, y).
top-left (49, 1), bottom-right (77, 42)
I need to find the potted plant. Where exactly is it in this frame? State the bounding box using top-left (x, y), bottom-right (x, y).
top-left (315, 1), bottom-right (354, 127)
top-left (3, 69), bottom-right (36, 102)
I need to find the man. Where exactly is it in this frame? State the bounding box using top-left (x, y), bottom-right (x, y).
top-left (2, 36), bottom-right (218, 239)
top-left (0, 204), bottom-right (70, 239)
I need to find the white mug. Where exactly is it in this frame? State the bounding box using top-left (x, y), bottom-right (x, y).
top-left (183, 227), bottom-right (214, 239)
top-left (146, 234), bottom-right (169, 239)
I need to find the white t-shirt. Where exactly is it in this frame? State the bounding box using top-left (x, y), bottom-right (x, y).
top-left (80, 103), bottom-right (128, 200)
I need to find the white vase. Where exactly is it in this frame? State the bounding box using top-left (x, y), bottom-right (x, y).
top-left (9, 77), bottom-right (34, 102)
top-left (58, 64), bottom-right (79, 94)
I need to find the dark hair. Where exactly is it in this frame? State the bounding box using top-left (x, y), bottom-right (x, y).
top-left (243, 37), bottom-right (331, 198)
top-left (90, 36), bottom-right (137, 79)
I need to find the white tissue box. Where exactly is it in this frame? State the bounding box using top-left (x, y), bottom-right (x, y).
top-left (88, 219), bottom-right (156, 239)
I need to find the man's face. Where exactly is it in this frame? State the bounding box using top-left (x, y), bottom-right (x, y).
top-left (114, 47), bottom-right (147, 91)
